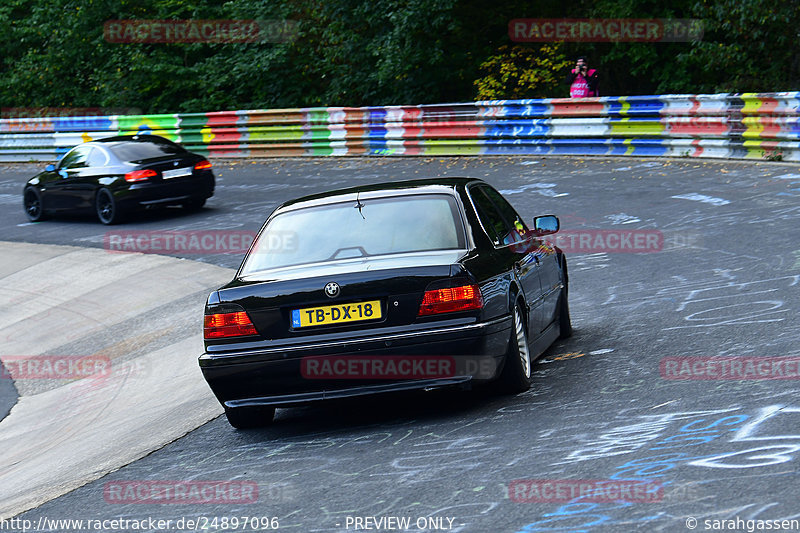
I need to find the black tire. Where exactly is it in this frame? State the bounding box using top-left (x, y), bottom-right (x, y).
top-left (182, 197), bottom-right (206, 211)
top-left (96, 188), bottom-right (122, 225)
top-left (224, 406), bottom-right (275, 429)
top-left (23, 187), bottom-right (47, 222)
top-left (558, 284), bottom-right (573, 339)
top-left (497, 303), bottom-right (532, 394)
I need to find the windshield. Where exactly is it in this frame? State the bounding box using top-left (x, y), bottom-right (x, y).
top-left (240, 193), bottom-right (466, 275)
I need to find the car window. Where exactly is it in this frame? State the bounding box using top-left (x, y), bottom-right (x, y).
top-left (240, 194), bottom-right (466, 274)
top-left (481, 187), bottom-right (528, 244)
top-left (469, 187), bottom-right (509, 245)
top-left (109, 140), bottom-right (185, 162)
top-left (58, 145), bottom-right (92, 169)
top-left (481, 187), bottom-right (528, 230)
top-left (86, 147), bottom-right (109, 167)
top-left (470, 186), bottom-right (528, 246)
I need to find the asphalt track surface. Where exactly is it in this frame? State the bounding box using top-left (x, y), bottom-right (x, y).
top-left (3, 156), bottom-right (800, 532)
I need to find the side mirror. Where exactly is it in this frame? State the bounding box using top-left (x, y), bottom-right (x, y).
top-left (532, 215), bottom-right (560, 236)
top-left (45, 164), bottom-right (55, 172)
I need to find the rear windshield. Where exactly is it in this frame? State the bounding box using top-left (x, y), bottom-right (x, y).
top-left (240, 193), bottom-right (466, 275)
top-left (109, 140), bottom-right (185, 162)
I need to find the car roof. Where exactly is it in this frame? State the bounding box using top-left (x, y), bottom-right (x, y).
top-left (82, 134), bottom-right (179, 149)
top-left (92, 134), bottom-right (174, 143)
top-left (276, 177), bottom-right (484, 212)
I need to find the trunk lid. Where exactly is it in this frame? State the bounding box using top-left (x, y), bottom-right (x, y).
top-left (217, 250), bottom-right (468, 339)
top-left (135, 155), bottom-right (202, 182)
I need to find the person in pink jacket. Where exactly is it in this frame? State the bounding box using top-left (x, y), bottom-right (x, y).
top-left (566, 57), bottom-right (599, 98)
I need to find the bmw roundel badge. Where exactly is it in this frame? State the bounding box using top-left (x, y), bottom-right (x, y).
top-left (324, 282), bottom-right (340, 298)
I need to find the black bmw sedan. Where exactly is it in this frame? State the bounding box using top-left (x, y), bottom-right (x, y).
top-left (23, 134), bottom-right (215, 224)
top-left (199, 177), bottom-right (571, 428)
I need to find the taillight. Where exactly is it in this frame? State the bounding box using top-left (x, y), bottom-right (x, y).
top-left (204, 311), bottom-right (258, 339)
top-left (418, 284), bottom-right (483, 316)
top-left (194, 160), bottom-right (212, 170)
top-left (124, 169), bottom-right (157, 182)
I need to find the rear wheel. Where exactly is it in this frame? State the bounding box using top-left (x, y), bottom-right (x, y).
top-left (558, 284), bottom-right (573, 339)
top-left (182, 197), bottom-right (206, 211)
top-left (96, 188), bottom-right (122, 225)
top-left (23, 187), bottom-right (47, 222)
top-left (497, 303), bottom-right (532, 394)
top-left (224, 406), bottom-right (275, 429)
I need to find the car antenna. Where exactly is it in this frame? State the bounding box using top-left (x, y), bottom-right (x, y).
top-left (355, 191), bottom-right (365, 220)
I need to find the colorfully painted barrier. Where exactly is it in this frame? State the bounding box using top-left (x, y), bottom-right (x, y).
top-left (1, 92), bottom-right (798, 162)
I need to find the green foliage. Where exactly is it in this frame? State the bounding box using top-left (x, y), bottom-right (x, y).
top-left (473, 44), bottom-right (572, 100)
top-left (571, 0), bottom-right (800, 95)
top-left (0, 0), bottom-right (797, 113)
top-left (764, 149), bottom-right (783, 162)
top-left (671, 0), bottom-right (800, 93)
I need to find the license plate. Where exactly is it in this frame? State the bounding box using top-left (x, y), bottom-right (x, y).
top-left (162, 167), bottom-right (193, 179)
top-left (291, 300), bottom-right (382, 328)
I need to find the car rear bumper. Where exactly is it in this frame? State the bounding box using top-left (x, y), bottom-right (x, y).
top-left (199, 315), bottom-right (512, 408)
top-left (118, 172), bottom-right (214, 208)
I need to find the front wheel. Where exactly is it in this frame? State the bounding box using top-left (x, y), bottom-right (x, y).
top-left (224, 406), bottom-right (275, 429)
top-left (497, 303), bottom-right (532, 394)
top-left (23, 187), bottom-right (47, 222)
top-left (96, 188), bottom-right (122, 225)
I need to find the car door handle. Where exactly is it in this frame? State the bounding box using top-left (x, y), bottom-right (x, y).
top-left (515, 257), bottom-right (538, 272)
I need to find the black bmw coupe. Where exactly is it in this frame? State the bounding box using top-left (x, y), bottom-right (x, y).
top-left (199, 177), bottom-right (571, 428)
top-left (23, 134), bottom-right (215, 224)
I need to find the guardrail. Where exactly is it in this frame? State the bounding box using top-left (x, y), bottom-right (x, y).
top-left (1, 92), bottom-right (799, 162)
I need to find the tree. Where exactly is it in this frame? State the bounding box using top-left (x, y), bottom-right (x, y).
top-left (1, 0), bottom-right (798, 113)
top-left (474, 44), bottom-right (572, 100)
